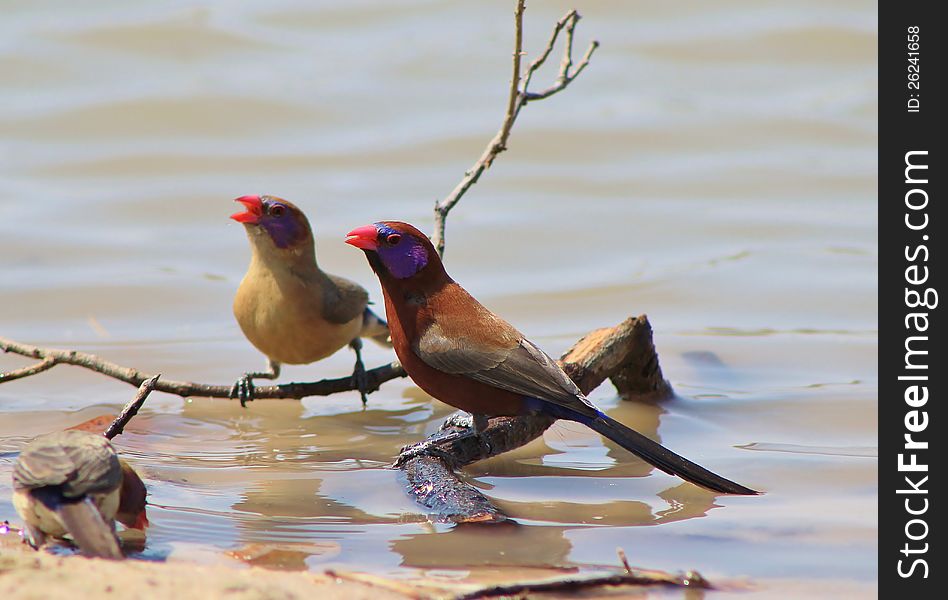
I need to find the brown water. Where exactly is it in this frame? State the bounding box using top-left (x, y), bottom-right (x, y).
top-left (0, 1), bottom-right (877, 597)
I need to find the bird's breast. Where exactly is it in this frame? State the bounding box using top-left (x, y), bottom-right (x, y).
top-left (382, 288), bottom-right (527, 418)
top-left (234, 266), bottom-right (362, 364)
top-left (13, 486), bottom-right (121, 538)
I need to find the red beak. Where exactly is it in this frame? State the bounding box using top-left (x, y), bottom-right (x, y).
top-left (230, 195), bottom-right (263, 224)
top-left (345, 224), bottom-right (380, 250)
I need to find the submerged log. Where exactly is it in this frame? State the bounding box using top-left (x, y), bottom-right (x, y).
top-left (396, 314), bottom-right (673, 523)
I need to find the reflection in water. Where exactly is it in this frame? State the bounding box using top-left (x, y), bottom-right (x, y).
top-left (393, 521), bottom-right (574, 570)
top-left (84, 391), bottom-right (727, 571)
top-left (492, 488), bottom-right (718, 528)
top-left (228, 541), bottom-right (341, 571)
top-left (738, 442), bottom-right (877, 458)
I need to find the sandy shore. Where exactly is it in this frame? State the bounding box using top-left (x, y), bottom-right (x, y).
top-left (0, 530), bottom-right (411, 600)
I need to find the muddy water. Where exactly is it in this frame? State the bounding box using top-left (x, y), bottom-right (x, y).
top-left (0, 1), bottom-right (876, 597)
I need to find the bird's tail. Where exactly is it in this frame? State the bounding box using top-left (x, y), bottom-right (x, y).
top-left (361, 307), bottom-right (392, 347)
top-left (543, 402), bottom-right (757, 495)
top-left (57, 497), bottom-right (124, 559)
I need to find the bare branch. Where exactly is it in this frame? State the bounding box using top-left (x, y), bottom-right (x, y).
top-left (327, 558), bottom-right (712, 598)
top-left (496, 0), bottom-right (526, 156)
top-left (521, 9), bottom-right (577, 92)
top-left (431, 3), bottom-right (599, 257)
top-left (0, 356), bottom-right (58, 383)
top-left (1, 336), bottom-right (405, 400)
top-left (104, 374), bottom-right (160, 439)
top-left (452, 567), bottom-right (712, 599)
top-left (525, 38), bottom-right (599, 101)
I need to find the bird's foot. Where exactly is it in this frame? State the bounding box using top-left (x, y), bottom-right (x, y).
top-left (349, 339), bottom-right (370, 407)
top-left (440, 412), bottom-right (474, 430)
top-left (475, 432), bottom-right (493, 457)
top-left (351, 361), bottom-right (369, 407)
top-left (395, 423), bottom-right (494, 467)
top-left (394, 439), bottom-right (460, 468)
top-left (231, 360), bottom-right (280, 407)
top-left (439, 413), bottom-right (492, 456)
top-left (230, 374), bottom-right (256, 408)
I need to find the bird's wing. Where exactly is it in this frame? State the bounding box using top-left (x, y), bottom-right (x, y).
top-left (13, 431), bottom-right (121, 498)
top-left (13, 438), bottom-right (73, 491)
top-left (415, 322), bottom-right (599, 418)
top-left (57, 497), bottom-right (124, 559)
top-left (320, 273), bottom-right (370, 325)
top-left (360, 307), bottom-right (392, 347)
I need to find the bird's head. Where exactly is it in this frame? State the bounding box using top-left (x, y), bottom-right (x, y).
top-left (230, 195), bottom-right (313, 257)
top-left (345, 221), bottom-right (441, 280)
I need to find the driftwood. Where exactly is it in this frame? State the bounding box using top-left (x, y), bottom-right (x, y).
top-left (397, 315), bottom-right (672, 523)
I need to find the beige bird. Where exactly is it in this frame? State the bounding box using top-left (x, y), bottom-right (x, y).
top-left (12, 430), bottom-right (126, 559)
top-left (230, 195), bottom-right (390, 406)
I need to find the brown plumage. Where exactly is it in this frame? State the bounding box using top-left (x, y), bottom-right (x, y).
top-left (66, 415), bottom-right (149, 531)
top-left (231, 195), bottom-right (390, 405)
top-left (12, 430), bottom-right (126, 559)
top-left (346, 221), bottom-right (757, 495)
top-left (115, 460), bottom-right (148, 531)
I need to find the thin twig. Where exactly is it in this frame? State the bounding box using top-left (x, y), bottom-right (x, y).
top-left (617, 547), bottom-right (633, 574)
top-left (453, 567), bottom-right (712, 600)
top-left (326, 558), bottom-right (711, 599)
top-left (0, 336), bottom-right (405, 400)
top-left (0, 356), bottom-right (58, 383)
top-left (104, 374), bottom-right (160, 439)
top-left (431, 3), bottom-right (599, 257)
top-left (495, 0), bottom-right (526, 159)
top-left (525, 39), bottom-right (599, 101)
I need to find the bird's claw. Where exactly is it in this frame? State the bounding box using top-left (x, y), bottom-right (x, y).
top-left (351, 360), bottom-right (369, 407)
top-left (394, 440), bottom-right (458, 468)
top-left (477, 434), bottom-right (493, 457)
top-left (440, 413), bottom-right (474, 430)
top-left (394, 424), bottom-right (493, 467)
top-left (438, 413), bottom-right (492, 455)
top-left (230, 374), bottom-right (255, 408)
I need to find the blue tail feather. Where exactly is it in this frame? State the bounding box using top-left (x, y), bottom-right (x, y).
top-left (525, 397), bottom-right (757, 495)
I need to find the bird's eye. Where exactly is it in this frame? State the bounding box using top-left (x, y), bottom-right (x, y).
top-left (269, 205), bottom-right (286, 218)
top-left (386, 233), bottom-right (401, 245)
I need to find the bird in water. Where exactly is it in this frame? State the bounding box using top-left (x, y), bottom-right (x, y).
top-left (345, 221), bottom-right (757, 495)
top-left (12, 430), bottom-right (137, 558)
top-left (231, 195), bottom-right (390, 406)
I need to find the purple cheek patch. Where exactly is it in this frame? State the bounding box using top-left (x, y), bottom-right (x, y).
top-left (264, 219), bottom-right (304, 249)
top-left (380, 240), bottom-right (428, 278)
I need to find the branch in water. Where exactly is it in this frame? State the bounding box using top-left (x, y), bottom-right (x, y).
top-left (104, 375), bottom-right (161, 439)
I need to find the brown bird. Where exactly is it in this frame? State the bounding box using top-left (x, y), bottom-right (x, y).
top-left (12, 430), bottom-right (127, 558)
top-left (230, 195), bottom-right (391, 406)
top-left (65, 416), bottom-right (149, 532)
top-left (346, 221), bottom-right (757, 495)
